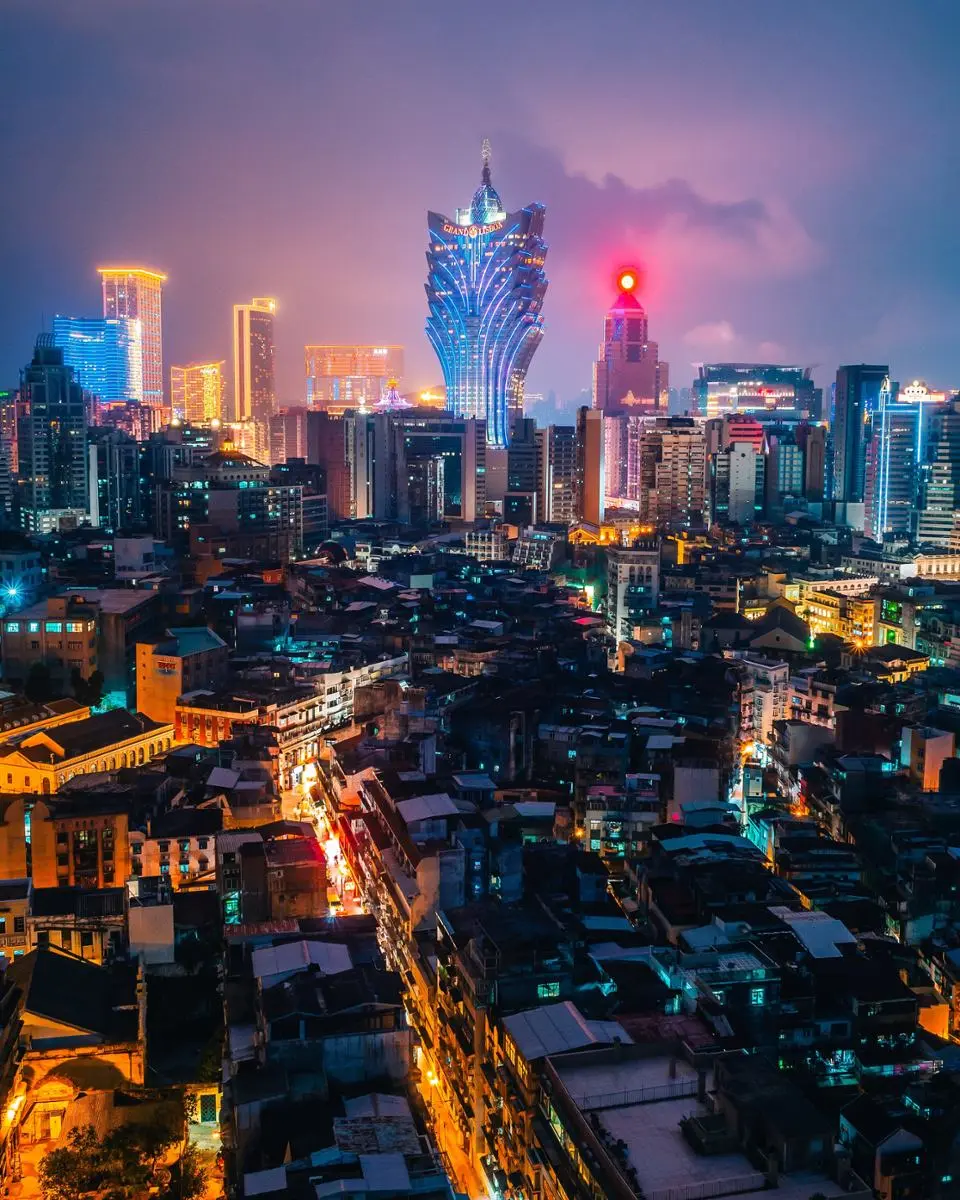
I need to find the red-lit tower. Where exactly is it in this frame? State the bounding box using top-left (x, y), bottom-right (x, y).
top-left (592, 268), bottom-right (667, 416)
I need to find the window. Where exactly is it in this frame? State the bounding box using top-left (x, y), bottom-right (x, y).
top-left (537, 981), bottom-right (560, 1000)
top-left (750, 987), bottom-right (764, 1006)
top-left (45, 622), bottom-right (62, 633)
top-left (0, 918), bottom-right (5, 934)
top-left (13, 917), bottom-right (24, 934)
top-left (4, 622), bottom-right (18, 633)
top-left (66, 621), bottom-right (83, 633)
top-left (28, 621), bottom-right (39, 633)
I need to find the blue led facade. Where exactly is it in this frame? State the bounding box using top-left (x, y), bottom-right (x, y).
top-left (425, 152), bottom-right (547, 448)
top-left (51, 315), bottom-right (143, 404)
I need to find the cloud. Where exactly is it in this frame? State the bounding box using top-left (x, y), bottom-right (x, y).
top-left (684, 321), bottom-right (738, 350)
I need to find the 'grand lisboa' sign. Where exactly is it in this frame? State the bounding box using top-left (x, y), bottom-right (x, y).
top-left (442, 220), bottom-right (505, 237)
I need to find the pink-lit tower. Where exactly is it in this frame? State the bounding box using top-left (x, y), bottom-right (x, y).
top-left (592, 268), bottom-right (667, 417)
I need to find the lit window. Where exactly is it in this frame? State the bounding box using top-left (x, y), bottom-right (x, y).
top-left (750, 987), bottom-right (764, 1006)
top-left (45, 622), bottom-right (62, 633)
top-left (537, 981), bottom-right (560, 1000)
top-left (4, 622), bottom-right (18, 633)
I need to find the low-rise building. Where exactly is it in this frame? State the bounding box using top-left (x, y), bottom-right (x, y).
top-left (136, 626), bottom-right (229, 724)
top-left (0, 709), bottom-right (172, 795)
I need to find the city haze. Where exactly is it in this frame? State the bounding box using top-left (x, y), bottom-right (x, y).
top-left (3, 0), bottom-right (960, 411)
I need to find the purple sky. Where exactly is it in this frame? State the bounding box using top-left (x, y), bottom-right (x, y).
top-left (3, 0), bottom-right (960, 415)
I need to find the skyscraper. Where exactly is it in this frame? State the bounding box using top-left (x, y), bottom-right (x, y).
top-left (87, 426), bottom-right (143, 531)
top-left (345, 409), bottom-right (485, 523)
top-left (170, 362), bottom-right (225, 425)
top-left (831, 364), bottom-right (890, 521)
top-left (635, 417), bottom-right (707, 529)
top-left (16, 337), bottom-right (89, 532)
top-left (304, 345), bottom-right (404, 412)
top-left (51, 316), bottom-right (143, 405)
top-left (233, 298), bottom-right (277, 444)
top-left (97, 267), bottom-right (166, 427)
top-left (593, 268), bottom-right (667, 416)
top-left (536, 425), bottom-right (577, 524)
top-left (917, 397), bottom-right (960, 546)
top-left (863, 398), bottom-right (921, 542)
top-left (574, 407), bottom-right (604, 526)
top-left (425, 142), bottom-right (547, 448)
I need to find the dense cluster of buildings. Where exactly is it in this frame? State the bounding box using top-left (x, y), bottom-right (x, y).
top-left (3, 144), bottom-right (960, 1200)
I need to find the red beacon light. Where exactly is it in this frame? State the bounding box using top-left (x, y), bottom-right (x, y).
top-left (616, 268), bottom-right (639, 293)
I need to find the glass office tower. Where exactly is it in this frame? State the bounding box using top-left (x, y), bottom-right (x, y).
top-left (51, 315), bottom-right (143, 404)
top-left (97, 267), bottom-right (166, 426)
top-left (425, 144), bottom-right (547, 448)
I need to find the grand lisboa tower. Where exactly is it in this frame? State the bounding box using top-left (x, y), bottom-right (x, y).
top-left (425, 141), bottom-right (548, 448)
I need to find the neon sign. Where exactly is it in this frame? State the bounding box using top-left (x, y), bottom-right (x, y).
top-left (441, 221), bottom-right (504, 237)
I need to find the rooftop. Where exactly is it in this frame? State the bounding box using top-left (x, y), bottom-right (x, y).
top-left (504, 1001), bottom-right (630, 1061)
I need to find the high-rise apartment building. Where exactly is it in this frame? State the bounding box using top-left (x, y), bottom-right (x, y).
top-left (97, 267), bottom-right (166, 427)
top-left (269, 407), bottom-right (309, 466)
top-left (306, 411), bottom-right (352, 521)
top-left (593, 269), bottom-right (667, 416)
top-left (170, 362), bottom-right (225, 425)
top-left (87, 427), bottom-right (143, 532)
top-left (536, 425), bottom-right (577, 524)
top-left (917, 397), bottom-right (960, 546)
top-left (51, 316), bottom-right (143, 406)
top-left (233, 298), bottom-right (277, 446)
top-left (864, 398), bottom-right (921, 543)
top-left (764, 426), bottom-right (806, 520)
top-left (607, 543), bottom-right (661, 642)
top-left (713, 443), bottom-right (765, 525)
top-left (16, 337), bottom-right (89, 532)
top-left (636, 417), bottom-right (707, 529)
top-left (694, 364), bottom-right (821, 420)
top-left (574, 407), bottom-right (604, 526)
top-left (425, 143), bottom-right (547, 448)
top-left (831, 365), bottom-right (890, 522)
top-left (304, 345), bottom-right (404, 412)
top-left (794, 423), bottom-right (827, 503)
top-left (346, 409), bottom-right (485, 524)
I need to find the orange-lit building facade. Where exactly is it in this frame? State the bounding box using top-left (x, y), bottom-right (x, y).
top-left (233, 299), bottom-right (277, 458)
top-left (98, 267), bottom-right (167, 429)
top-left (170, 361), bottom-right (225, 424)
top-left (304, 345), bottom-right (404, 413)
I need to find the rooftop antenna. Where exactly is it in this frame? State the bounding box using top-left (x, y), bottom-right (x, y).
top-left (481, 137), bottom-right (492, 184)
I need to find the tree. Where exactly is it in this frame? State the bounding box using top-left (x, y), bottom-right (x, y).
top-left (24, 661), bottom-right (55, 704)
top-left (165, 1141), bottom-right (205, 1200)
top-left (38, 1115), bottom-right (202, 1200)
top-left (70, 667), bottom-right (104, 707)
top-left (38, 1127), bottom-right (101, 1200)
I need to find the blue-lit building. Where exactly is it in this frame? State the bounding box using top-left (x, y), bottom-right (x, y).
top-left (51, 316), bottom-right (143, 404)
top-left (864, 395), bottom-right (921, 542)
top-left (425, 146), bottom-right (547, 448)
top-left (831, 364), bottom-right (889, 514)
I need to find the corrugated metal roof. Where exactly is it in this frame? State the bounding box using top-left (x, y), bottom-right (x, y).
top-left (503, 1001), bottom-right (631, 1061)
top-left (360, 1153), bottom-right (411, 1191)
top-left (251, 939), bottom-right (352, 984)
top-left (396, 793), bottom-right (458, 824)
top-left (769, 905), bottom-right (857, 958)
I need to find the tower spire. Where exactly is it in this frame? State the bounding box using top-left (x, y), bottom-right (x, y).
top-left (481, 137), bottom-right (492, 185)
